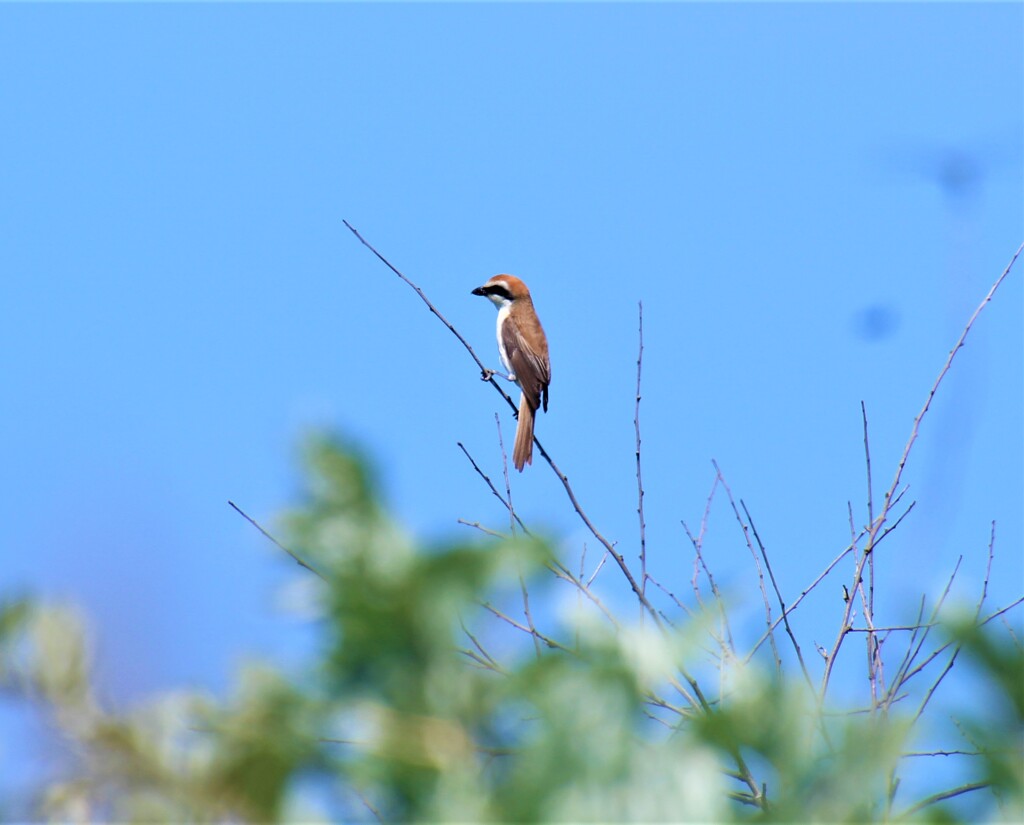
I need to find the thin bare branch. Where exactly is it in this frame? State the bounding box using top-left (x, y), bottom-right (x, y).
top-left (683, 473), bottom-right (721, 604)
top-left (908, 528), bottom-right (1005, 724)
top-left (351, 785), bottom-right (384, 824)
top-left (634, 301), bottom-right (648, 606)
top-left (548, 564), bottom-right (622, 628)
top-left (683, 473), bottom-right (733, 648)
top-left (876, 500), bottom-right (917, 542)
top-left (586, 548), bottom-right (610, 587)
top-left (456, 519), bottom-right (506, 539)
top-left (457, 442), bottom-right (531, 535)
top-left (481, 602), bottom-right (567, 652)
top-left (887, 557), bottom-right (963, 715)
top-left (646, 573), bottom-right (694, 619)
top-left (976, 521), bottom-right (995, 619)
top-left (228, 500), bottom-right (325, 581)
top-left (459, 617), bottom-right (506, 674)
top-left (495, 414), bottom-right (516, 538)
top-left (981, 595), bottom-right (1024, 626)
top-left (343, 220), bottom-right (507, 399)
top-left (912, 651), bottom-right (958, 725)
top-left (742, 500), bottom-right (814, 691)
top-left (494, 413), bottom-right (540, 656)
top-left (861, 400), bottom-right (875, 527)
top-left (878, 242), bottom-right (1023, 539)
top-left (745, 535), bottom-right (861, 662)
top-left (860, 403), bottom-right (883, 702)
top-left (715, 462), bottom-right (778, 670)
top-left (847, 625), bottom-right (936, 633)
top-left (898, 781), bottom-right (990, 818)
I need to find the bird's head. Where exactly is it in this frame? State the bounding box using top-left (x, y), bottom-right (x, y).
top-left (471, 274), bottom-right (531, 308)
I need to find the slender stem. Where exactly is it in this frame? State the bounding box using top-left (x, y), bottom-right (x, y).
top-left (227, 500), bottom-right (325, 581)
top-left (634, 301), bottom-right (649, 609)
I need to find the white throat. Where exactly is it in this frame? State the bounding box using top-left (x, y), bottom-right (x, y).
top-left (495, 303), bottom-right (513, 376)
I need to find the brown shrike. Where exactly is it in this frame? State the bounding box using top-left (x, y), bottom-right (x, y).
top-left (472, 274), bottom-right (551, 471)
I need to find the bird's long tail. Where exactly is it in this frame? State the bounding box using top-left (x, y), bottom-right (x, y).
top-left (513, 393), bottom-right (535, 471)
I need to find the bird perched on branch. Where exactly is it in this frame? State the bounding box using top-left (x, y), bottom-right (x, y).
top-left (472, 274), bottom-right (551, 471)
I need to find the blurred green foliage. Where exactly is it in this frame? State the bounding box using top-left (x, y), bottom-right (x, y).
top-left (0, 437), bottom-right (1020, 822)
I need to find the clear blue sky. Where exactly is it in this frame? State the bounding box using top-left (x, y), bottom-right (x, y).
top-left (1, 1), bottom-right (1021, 805)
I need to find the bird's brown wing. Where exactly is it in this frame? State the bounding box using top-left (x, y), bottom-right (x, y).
top-left (501, 311), bottom-right (551, 413)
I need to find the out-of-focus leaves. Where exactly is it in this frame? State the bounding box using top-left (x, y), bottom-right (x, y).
top-left (0, 596), bottom-right (31, 644)
top-left (24, 605), bottom-right (95, 716)
top-left (947, 613), bottom-right (1024, 720)
top-left (937, 613), bottom-right (1024, 820)
top-left (2, 436), bottom-right (1021, 823)
top-left (202, 666), bottom-right (325, 822)
top-left (0, 595), bottom-right (32, 685)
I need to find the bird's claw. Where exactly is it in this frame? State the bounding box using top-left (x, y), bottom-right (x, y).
top-left (480, 368), bottom-right (496, 382)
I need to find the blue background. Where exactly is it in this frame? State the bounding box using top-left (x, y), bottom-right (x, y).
top-left (1, 1), bottom-right (1021, 806)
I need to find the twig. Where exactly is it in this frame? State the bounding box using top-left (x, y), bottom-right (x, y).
top-left (227, 500), bottom-right (326, 581)
top-left (715, 462), bottom-right (777, 670)
top-left (459, 617), bottom-right (506, 674)
top-left (586, 548), bottom-right (610, 587)
top-left (351, 786), bottom-right (384, 824)
top-left (343, 220), bottom-right (508, 404)
top-left (457, 442), bottom-right (530, 535)
top-left (576, 542), bottom-right (587, 650)
top-left (481, 602), bottom-right (566, 651)
top-left (646, 572), bottom-right (694, 619)
top-left (821, 242), bottom-right (1023, 698)
top-left (548, 452), bottom-right (661, 623)
top-left (876, 500), bottom-right (917, 542)
top-left (886, 557), bottom-right (962, 716)
top-left (634, 302), bottom-right (648, 607)
top-left (847, 625), bottom-right (936, 633)
top-left (460, 442), bottom-right (618, 634)
top-left (683, 473), bottom-right (720, 603)
top-left (861, 400), bottom-right (875, 527)
top-left (742, 500), bottom-right (813, 690)
top-left (909, 527), bottom-right (1000, 725)
top-left (981, 596), bottom-right (1024, 626)
top-left (495, 414), bottom-right (516, 538)
top-left (494, 414), bottom-right (540, 656)
top-left (456, 519), bottom-right (506, 539)
top-left (877, 242), bottom-right (1023, 541)
top-left (898, 781), bottom-right (990, 817)
top-left (459, 439), bottom-right (620, 633)
top-left (683, 473), bottom-right (733, 652)
top-left (745, 535), bottom-right (862, 662)
top-left (975, 522), bottom-right (995, 619)
top-left (548, 563), bottom-right (622, 629)
top-left (860, 402), bottom-right (882, 703)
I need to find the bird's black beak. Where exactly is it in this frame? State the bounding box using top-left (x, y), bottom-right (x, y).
top-left (471, 286), bottom-right (486, 296)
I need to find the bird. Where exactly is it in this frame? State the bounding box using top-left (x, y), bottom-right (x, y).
top-left (471, 274), bottom-right (551, 471)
